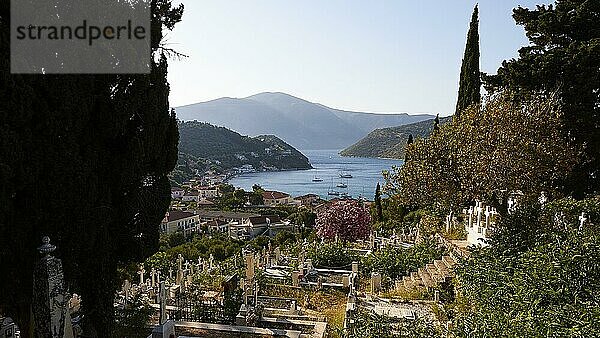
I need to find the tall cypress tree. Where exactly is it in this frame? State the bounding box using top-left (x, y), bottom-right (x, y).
top-left (455, 4), bottom-right (481, 116)
top-left (433, 114), bottom-right (440, 132)
top-left (375, 182), bottom-right (383, 222)
top-left (0, 1), bottom-right (183, 335)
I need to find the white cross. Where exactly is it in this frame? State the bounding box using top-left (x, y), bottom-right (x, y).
top-left (579, 212), bottom-right (588, 231)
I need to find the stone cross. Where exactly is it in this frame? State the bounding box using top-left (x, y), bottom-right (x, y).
top-left (156, 270), bottom-right (161, 284)
top-left (476, 203), bottom-right (483, 228)
top-left (159, 281), bottom-right (167, 324)
top-left (184, 260), bottom-right (190, 271)
top-left (168, 267), bottom-right (173, 279)
top-left (485, 207), bottom-right (492, 228)
top-left (150, 268), bottom-right (156, 287)
top-left (177, 254), bottom-right (184, 271)
top-left (579, 212), bottom-right (588, 231)
top-left (138, 267), bottom-right (146, 285)
top-left (209, 254), bottom-right (214, 270)
top-left (468, 206), bottom-right (474, 228)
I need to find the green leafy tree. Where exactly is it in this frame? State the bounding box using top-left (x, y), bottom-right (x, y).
top-left (453, 196), bottom-right (600, 336)
top-left (483, 0), bottom-right (600, 197)
top-left (0, 1), bottom-right (183, 335)
top-left (385, 92), bottom-right (578, 213)
top-left (455, 4), bottom-right (481, 116)
top-left (308, 241), bottom-right (359, 268)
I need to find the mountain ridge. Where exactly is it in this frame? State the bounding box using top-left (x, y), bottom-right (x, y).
top-left (175, 92), bottom-right (436, 150)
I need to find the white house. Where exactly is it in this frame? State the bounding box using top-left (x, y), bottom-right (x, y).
top-left (161, 210), bottom-right (200, 235)
top-left (197, 186), bottom-right (219, 199)
top-left (171, 187), bottom-right (185, 199)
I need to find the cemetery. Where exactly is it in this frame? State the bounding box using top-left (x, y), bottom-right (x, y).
top-left (3, 193), bottom-right (597, 338)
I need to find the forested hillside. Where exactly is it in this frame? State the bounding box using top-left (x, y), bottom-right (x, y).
top-left (173, 121), bottom-right (311, 182)
top-left (340, 117), bottom-right (451, 159)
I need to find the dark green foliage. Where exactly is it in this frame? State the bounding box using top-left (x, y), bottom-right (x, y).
top-left (340, 116), bottom-right (451, 159)
top-left (455, 5), bottom-right (481, 116)
top-left (308, 241), bottom-right (359, 269)
top-left (287, 209), bottom-right (317, 227)
top-left (274, 230), bottom-right (298, 247)
top-left (114, 294), bottom-right (154, 338)
top-left (484, 0), bottom-right (600, 196)
top-left (146, 234), bottom-right (244, 275)
top-left (168, 232), bottom-right (186, 248)
top-left (0, 1), bottom-right (182, 335)
top-left (453, 197), bottom-right (600, 336)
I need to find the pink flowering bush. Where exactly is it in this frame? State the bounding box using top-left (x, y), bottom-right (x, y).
top-left (316, 200), bottom-right (372, 242)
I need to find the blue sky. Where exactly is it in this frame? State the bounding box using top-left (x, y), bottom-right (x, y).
top-left (166, 1), bottom-right (547, 116)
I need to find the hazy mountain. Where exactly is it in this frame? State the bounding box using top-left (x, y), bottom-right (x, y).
top-left (340, 116), bottom-right (452, 159)
top-left (175, 92), bottom-right (435, 150)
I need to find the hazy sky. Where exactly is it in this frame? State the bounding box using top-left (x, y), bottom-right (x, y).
top-left (166, 1), bottom-right (545, 116)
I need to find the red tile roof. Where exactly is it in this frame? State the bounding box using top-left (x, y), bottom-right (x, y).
top-left (164, 211), bottom-right (196, 222)
top-left (262, 191), bottom-right (290, 200)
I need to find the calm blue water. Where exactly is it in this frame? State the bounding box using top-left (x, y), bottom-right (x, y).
top-left (229, 149), bottom-right (403, 200)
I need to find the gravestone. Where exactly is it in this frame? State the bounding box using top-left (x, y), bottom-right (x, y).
top-left (245, 254), bottom-right (255, 280)
top-left (370, 272), bottom-right (381, 293)
top-left (274, 247), bottom-right (281, 263)
top-left (342, 275), bottom-right (350, 288)
top-left (33, 237), bottom-right (73, 338)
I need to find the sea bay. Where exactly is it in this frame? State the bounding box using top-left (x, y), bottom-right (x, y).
top-left (229, 149), bottom-right (403, 200)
